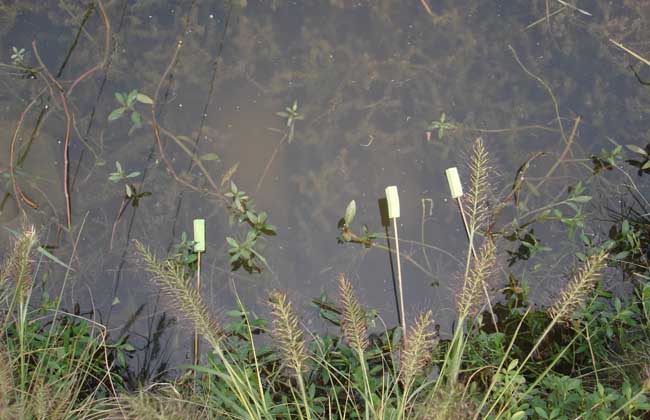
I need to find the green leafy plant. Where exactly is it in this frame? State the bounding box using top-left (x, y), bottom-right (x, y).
top-left (10, 47), bottom-right (25, 66)
top-left (426, 112), bottom-right (455, 141)
top-left (108, 161), bottom-right (149, 204)
top-left (225, 181), bottom-right (276, 273)
top-left (108, 89), bottom-right (154, 133)
top-left (276, 100), bottom-right (304, 143)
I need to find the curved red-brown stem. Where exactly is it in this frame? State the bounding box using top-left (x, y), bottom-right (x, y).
top-left (9, 91), bottom-right (45, 214)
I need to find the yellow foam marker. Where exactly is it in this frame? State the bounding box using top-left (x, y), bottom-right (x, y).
top-left (193, 219), bottom-right (206, 252)
top-left (445, 167), bottom-right (463, 199)
top-left (385, 186), bottom-right (400, 219)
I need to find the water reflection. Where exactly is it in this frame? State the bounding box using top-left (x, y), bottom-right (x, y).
top-left (1, 1), bottom-right (648, 358)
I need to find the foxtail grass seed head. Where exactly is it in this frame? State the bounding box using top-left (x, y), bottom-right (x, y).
top-left (135, 241), bottom-right (221, 348)
top-left (385, 186), bottom-right (400, 219)
top-left (0, 226), bottom-right (37, 298)
top-left (268, 291), bottom-right (308, 375)
top-left (400, 310), bottom-right (436, 386)
top-left (458, 238), bottom-right (496, 316)
top-left (548, 250), bottom-right (608, 322)
top-left (464, 137), bottom-right (492, 231)
top-left (338, 273), bottom-right (369, 351)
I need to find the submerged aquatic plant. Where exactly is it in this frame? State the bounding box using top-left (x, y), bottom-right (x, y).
top-left (276, 100), bottom-right (303, 143)
top-left (426, 112), bottom-right (455, 141)
top-left (225, 181), bottom-right (276, 273)
top-left (108, 89), bottom-right (154, 133)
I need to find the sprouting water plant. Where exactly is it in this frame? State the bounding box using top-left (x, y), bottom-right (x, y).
top-left (107, 161), bottom-right (149, 203)
top-left (276, 100), bottom-right (303, 143)
top-left (10, 47), bottom-right (26, 66)
top-left (108, 89), bottom-right (154, 133)
top-left (225, 181), bottom-right (276, 273)
top-left (426, 112), bottom-right (455, 141)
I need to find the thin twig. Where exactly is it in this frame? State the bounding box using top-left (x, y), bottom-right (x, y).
top-left (9, 91), bottom-right (46, 214)
top-left (256, 132), bottom-right (287, 193)
top-left (509, 45), bottom-right (567, 145)
top-left (536, 115), bottom-right (581, 190)
top-left (610, 39), bottom-right (650, 67)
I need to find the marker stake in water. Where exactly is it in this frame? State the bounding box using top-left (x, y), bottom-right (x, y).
top-left (445, 167), bottom-right (499, 331)
top-left (385, 186), bottom-right (406, 332)
top-left (193, 219), bottom-right (205, 365)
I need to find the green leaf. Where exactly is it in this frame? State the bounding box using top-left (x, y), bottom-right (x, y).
top-left (571, 195), bottom-right (592, 203)
top-left (642, 161), bottom-right (650, 170)
top-left (136, 93), bottom-right (154, 104)
top-left (276, 111), bottom-right (289, 118)
top-left (226, 237), bottom-right (239, 248)
top-left (131, 111), bottom-right (142, 127)
top-left (626, 144), bottom-right (647, 156)
top-left (108, 107), bottom-right (125, 121)
top-left (115, 161), bottom-right (122, 173)
top-left (127, 89), bottom-right (138, 106)
top-left (115, 92), bottom-right (126, 105)
top-left (510, 411), bottom-right (526, 420)
top-left (126, 171), bottom-right (140, 178)
top-left (36, 246), bottom-right (75, 271)
top-left (200, 153), bottom-right (220, 161)
top-left (125, 184), bottom-right (133, 198)
top-left (344, 200), bottom-right (356, 225)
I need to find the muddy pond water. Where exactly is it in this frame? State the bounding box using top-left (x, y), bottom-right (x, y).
top-left (1, 1), bottom-right (649, 370)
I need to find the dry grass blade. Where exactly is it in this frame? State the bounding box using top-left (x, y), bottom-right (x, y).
top-left (464, 138), bottom-right (492, 233)
top-left (134, 241), bottom-right (221, 349)
top-left (338, 273), bottom-right (369, 352)
top-left (548, 250), bottom-right (608, 322)
top-left (268, 291), bottom-right (308, 375)
top-left (400, 310), bottom-right (436, 386)
top-left (458, 239), bottom-right (496, 317)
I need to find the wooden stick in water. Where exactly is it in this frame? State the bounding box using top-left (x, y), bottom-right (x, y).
top-left (385, 186), bottom-right (406, 332)
top-left (193, 219), bottom-right (206, 365)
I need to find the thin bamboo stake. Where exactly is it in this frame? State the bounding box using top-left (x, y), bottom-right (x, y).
top-left (193, 219), bottom-right (206, 365)
top-left (386, 186), bottom-right (406, 332)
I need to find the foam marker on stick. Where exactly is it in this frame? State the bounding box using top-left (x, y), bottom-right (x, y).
top-left (193, 219), bottom-right (205, 365)
top-left (445, 168), bottom-right (476, 259)
top-left (385, 186), bottom-right (406, 332)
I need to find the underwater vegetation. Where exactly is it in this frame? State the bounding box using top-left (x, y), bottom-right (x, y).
top-left (2, 0), bottom-right (650, 418)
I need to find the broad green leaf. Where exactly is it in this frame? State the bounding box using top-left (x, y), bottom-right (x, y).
top-left (626, 144), bottom-right (647, 156)
top-left (108, 107), bottom-right (125, 121)
top-left (127, 89), bottom-right (138, 106)
top-left (131, 111), bottom-right (142, 127)
top-left (344, 200), bottom-right (356, 225)
top-left (115, 92), bottom-right (126, 105)
top-left (126, 171), bottom-right (140, 178)
top-left (200, 153), bottom-right (220, 161)
top-left (136, 93), bottom-right (154, 104)
top-left (226, 237), bottom-right (239, 248)
top-left (115, 161), bottom-right (122, 172)
top-left (125, 184), bottom-right (133, 198)
top-left (642, 161), bottom-right (650, 170)
top-left (510, 411), bottom-right (526, 420)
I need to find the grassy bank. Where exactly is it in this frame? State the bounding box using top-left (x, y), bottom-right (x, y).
top-left (2, 139), bottom-right (650, 419)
